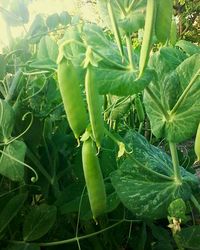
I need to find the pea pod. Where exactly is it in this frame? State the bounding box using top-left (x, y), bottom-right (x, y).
top-left (85, 65), bottom-right (104, 149)
top-left (57, 58), bottom-right (88, 139)
top-left (194, 123), bottom-right (200, 163)
top-left (155, 0), bottom-right (173, 44)
top-left (107, 0), bottom-right (124, 60)
top-left (82, 138), bottom-right (106, 220)
top-left (139, 0), bottom-right (156, 77)
top-left (135, 95), bottom-right (145, 123)
top-left (170, 19), bottom-right (177, 46)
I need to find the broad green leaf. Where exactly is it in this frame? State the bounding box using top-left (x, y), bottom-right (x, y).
top-left (59, 11), bottom-right (71, 25)
top-left (0, 193), bottom-right (27, 234)
top-left (0, 0), bottom-right (29, 26)
top-left (168, 198), bottom-right (187, 222)
top-left (95, 65), bottom-right (153, 96)
top-left (0, 99), bottom-right (15, 142)
top-left (110, 131), bottom-right (198, 219)
top-left (97, 0), bottom-right (146, 35)
top-left (30, 34), bottom-right (58, 70)
top-left (144, 52), bottom-right (200, 142)
top-left (0, 140), bottom-right (26, 182)
top-left (176, 40), bottom-right (200, 56)
top-left (178, 226), bottom-right (200, 249)
top-left (37, 35), bottom-right (58, 62)
top-left (26, 14), bottom-right (47, 44)
top-left (23, 204), bottom-right (57, 241)
top-left (46, 13), bottom-right (60, 30)
top-left (152, 242), bottom-right (173, 250)
top-left (150, 224), bottom-right (171, 242)
top-left (9, 0), bottom-right (29, 24)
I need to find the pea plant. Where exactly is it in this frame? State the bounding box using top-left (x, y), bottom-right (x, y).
top-left (0, 0), bottom-right (200, 249)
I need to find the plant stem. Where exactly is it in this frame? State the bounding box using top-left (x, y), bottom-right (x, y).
top-left (9, 220), bottom-right (124, 247)
top-left (127, 0), bottom-right (137, 14)
top-left (169, 142), bottom-right (182, 184)
top-left (145, 86), bottom-right (170, 120)
top-left (26, 148), bottom-right (52, 183)
top-left (92, 48), bottom-right (127, 70)
top-left (191, 194), bottom-right (200, 213)
top-left (170, 68), bottom-right (200, 115)
top-left (125, 35), bottom-right (135, 70)
top-left (114, 0), bottom-right (127, 17)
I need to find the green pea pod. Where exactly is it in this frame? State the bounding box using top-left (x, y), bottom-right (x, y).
top-left (139, 0), bottom-right (157, 77)
top-left (170, 19), bottom-right (177, 46)
top-left (107, 0), bottom-right (124, 61)
top-left (155, 0), bottom-right (173, 44)
top-left (57, 58), bottom-right (88, 139)
top-left (135, 95), bottom-right (145, 123)
top-left (194, 123), bottom-right (200, 163)
top-left (85, 65), bottom-right (104, 149)
top-left (82, 138), bottom-right (107, 220)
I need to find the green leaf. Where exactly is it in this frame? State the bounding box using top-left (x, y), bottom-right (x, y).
top-left (168, 198), bottom-right (187, 222)
top-left (95, 66), bottom-right (153, 96)
top-left (46, 13), bottom-right (60, 30)
top-left (110, 131), bottom-right (198, 219)
top-left (29, 35), bottom-right (58, 70)
top-left (0, 140), bottom-right (26, 182)
top-left (0, 193), bottom-right (27, 234)
top-left (176, 40), bottom-right (200, 56)
top-left (23, 204), bottom-right (57, 241)
top-left (152, 242), bottom-right (173, 250)
top-left (37, 35), bottom-right (58, 62)
top-left (9, 0), bottom-right (29, 24)
top-left (0, 99), bottom-right (15, 142)
top-left (97, 0), bottom-right (146, 35)
top-left (26, 14), bottom-right (47, 44)
top-left (178, 226), bottom-right (200, 249)
top-left (59, 11), bottom-right (71, 26)
top-left (150, 224), bottom-right (171, 242)
top-left (144, 52), bottom-right (200, 142)
top-left (0, 0), bottom-right (29, 26)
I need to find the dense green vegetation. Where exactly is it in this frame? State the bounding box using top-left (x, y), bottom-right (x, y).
top-left (0, 0), bottom-right (200, 249)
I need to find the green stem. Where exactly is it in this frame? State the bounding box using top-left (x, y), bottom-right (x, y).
top-left (169, 142), bottom-right (182, 184)
top-left (125, 35), bottom-right (135, 70)
top-left (127, 0), bottom-right (136, 14)
top-left (145, 86), bottom-right (170, 120)
top-left (9, 220), bottom-right (124, 247)
top-left (191, 194), bottom-right (200, 213)
top-left (170, 68), bottom-right (200, 115)
top-left (26, 148), bottom-right (52, 183)
top-left (114, 0), bottom-right (127, 17)
top-left (92, 48), bottom-right (127, 70)
top-left (107, 0), bottom-right (124, 61)
top-left (138, 122), bottom-right (143, 134)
